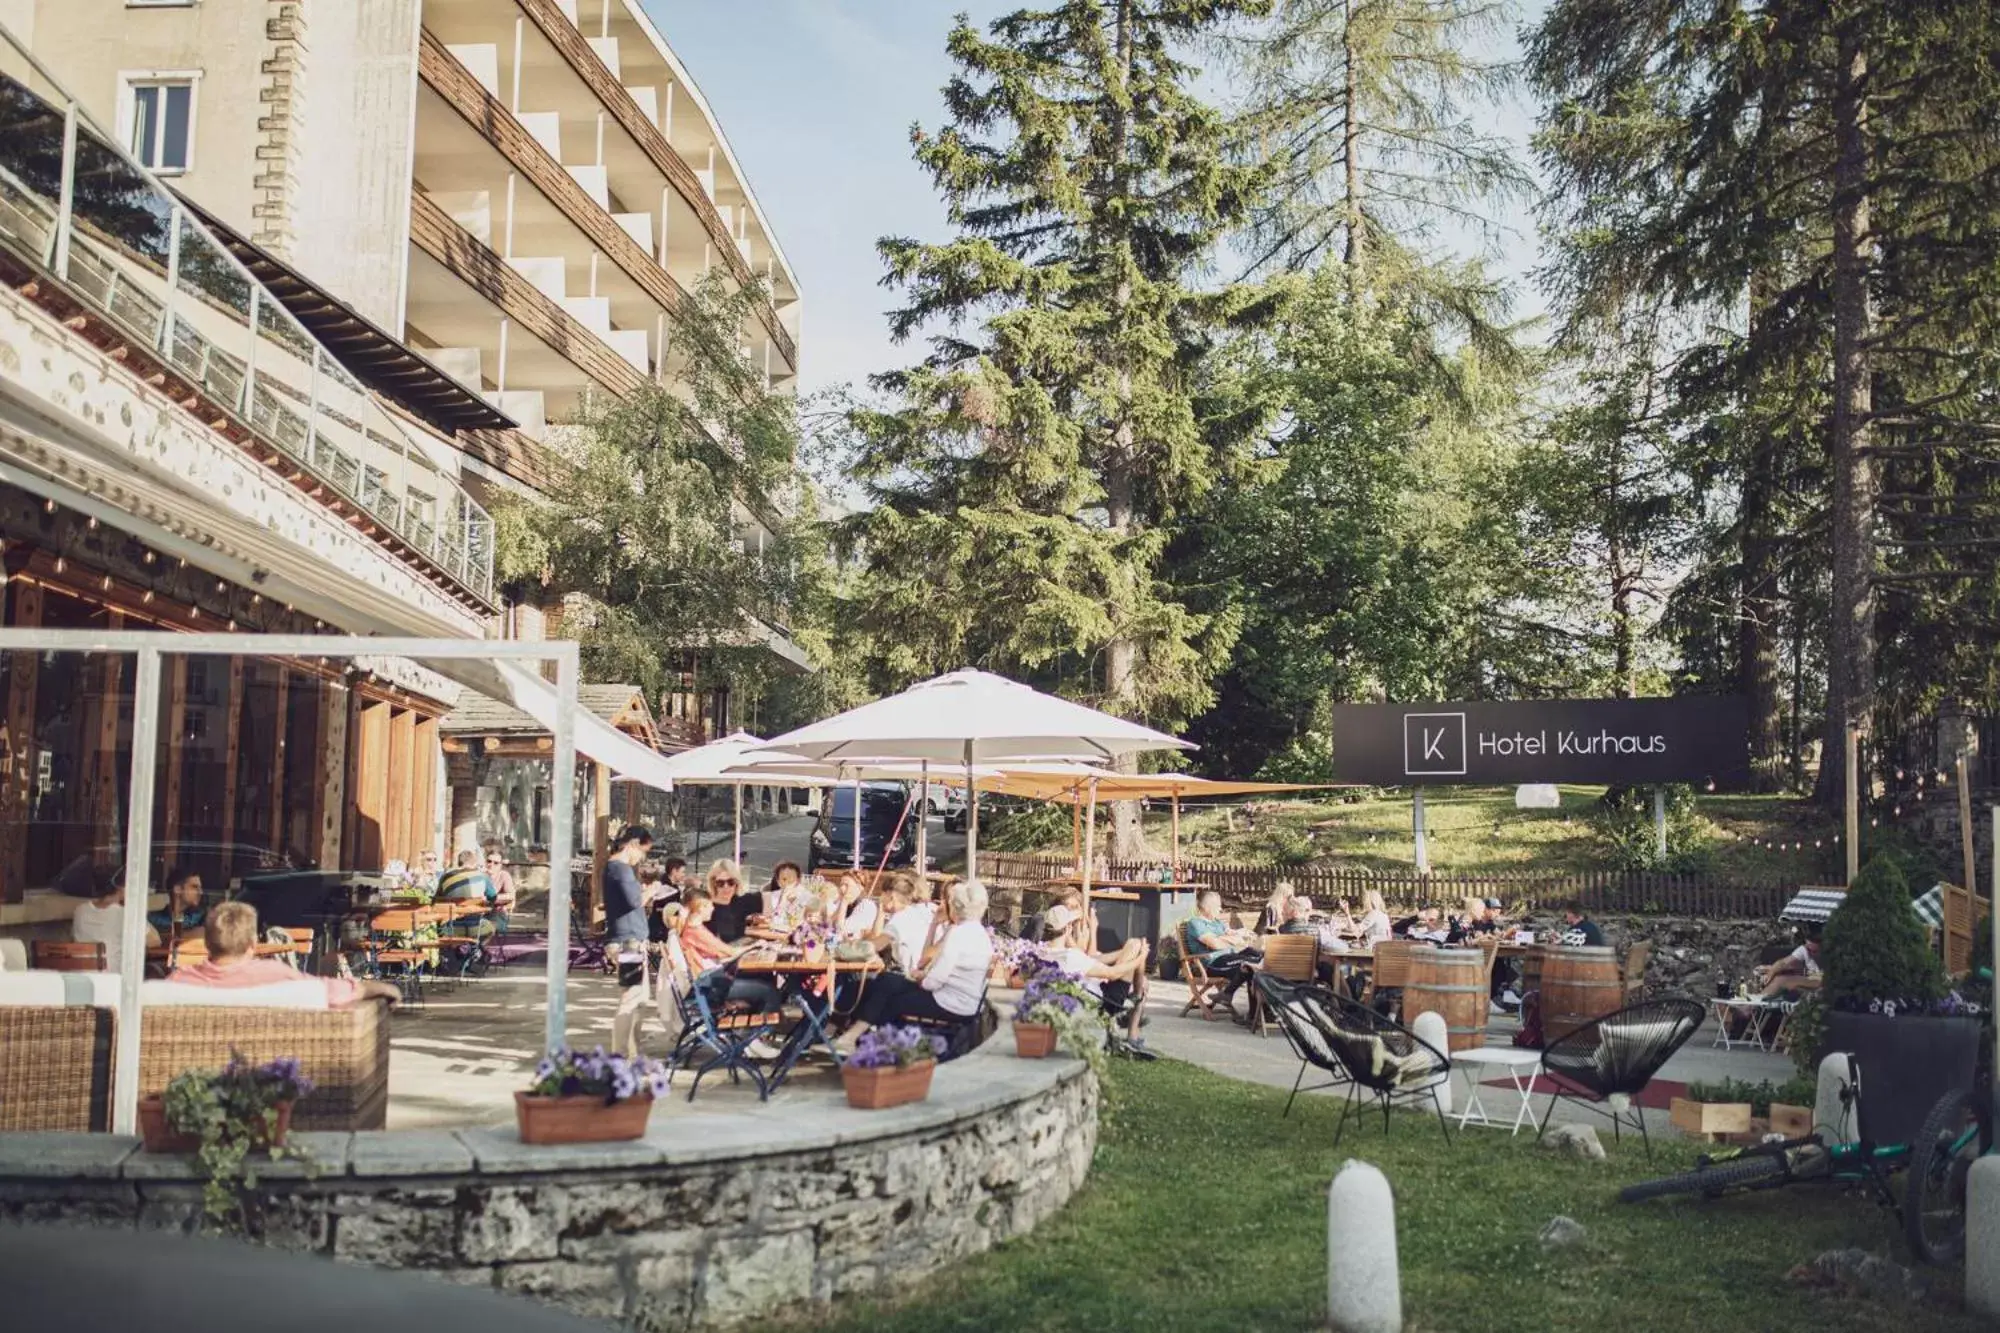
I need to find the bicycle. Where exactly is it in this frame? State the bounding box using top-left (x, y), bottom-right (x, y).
top-left (1619, 1054), bottom-right (1993, 1263)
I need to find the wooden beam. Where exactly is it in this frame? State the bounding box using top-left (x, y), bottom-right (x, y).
top-left (269, 665), bottom-right (289, 857)
top-left (591, 760), bottom-right (611, 927)
top-left (350, 699), bottom-right (390, 869)
top-left (2, 579), bottom-right (42, 902)
top-left (160, 655), bottom-right (188, 847)
top-left (412, 715), bottom-right (439, 860)
top-left (313, 680), bottom-right (346, 870)
top-left (218, 657), bottom-right (245, 882)
top-left (386, 707), bottom-right (415, 864)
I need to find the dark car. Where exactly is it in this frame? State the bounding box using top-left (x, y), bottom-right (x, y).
top-left (809, 782), bottom-right (918, 873)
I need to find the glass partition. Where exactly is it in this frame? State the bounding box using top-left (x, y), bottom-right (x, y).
top-left (0, 33), bottom-right (495, 603)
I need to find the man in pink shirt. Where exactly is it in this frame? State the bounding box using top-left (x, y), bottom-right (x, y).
top-left (173, 903), bottom-right (398, 1010)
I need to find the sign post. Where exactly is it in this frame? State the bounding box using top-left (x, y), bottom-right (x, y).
top-left (1413, 788), bottom-right (1429, 874)
top-left (1652, 787), bottom-right (1667, 860)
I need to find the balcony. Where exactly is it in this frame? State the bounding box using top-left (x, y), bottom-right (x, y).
top-left (0, 42), bottom-right (495, 606)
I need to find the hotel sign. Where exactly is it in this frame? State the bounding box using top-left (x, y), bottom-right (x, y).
top-left (1331, 697), bottom-right (1751, 788)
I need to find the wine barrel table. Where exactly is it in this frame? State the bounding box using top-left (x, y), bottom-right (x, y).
top-left (1402, 945), bottom-right (1488, 1053)
top-left (1540, 945), bottom-right (1622, 1039)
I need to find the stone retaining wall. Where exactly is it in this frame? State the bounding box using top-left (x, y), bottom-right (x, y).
top-left (0, 1046), bottom-right (1098, 1329)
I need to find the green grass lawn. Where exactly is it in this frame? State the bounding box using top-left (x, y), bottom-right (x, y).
top-left (1077, 787), bottom-right (1849, 880)
top-left (794, 1059), bottom-right (1979, 1333)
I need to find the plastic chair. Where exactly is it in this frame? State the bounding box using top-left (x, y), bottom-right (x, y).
top-left (1308, 989), bottom-right (1453, 1146)
top-left (1536, 995), bottom-right (1706, 1160)
top-left (1255, 973), bottom-right (1351, 1115)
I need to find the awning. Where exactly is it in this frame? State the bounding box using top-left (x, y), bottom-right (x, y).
top-left (1780, 887), bottom-right (1846, 923)
top-left (422, 656), bottom-right (677, 793)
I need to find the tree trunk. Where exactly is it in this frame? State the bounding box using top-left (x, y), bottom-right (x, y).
top-left (1341, 0), bottom-right (1363, 287)
top-left (1816, 26), bottom-right (1876, 805)
top-left (1105, 0), bottom-right (1145, 860)
top-left (1740, 272), bottom-right (1787, 792)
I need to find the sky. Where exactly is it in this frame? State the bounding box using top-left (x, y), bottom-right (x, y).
top-left (646, 0), bottom-right (1551, 396)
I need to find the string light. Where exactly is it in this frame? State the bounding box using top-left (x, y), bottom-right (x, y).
top-left (85, 516), bottom-right (97, 530)
top-left (42, 498), bottom-right (55, 514)
top-left (53, 556), bottom-right (64, 573)
top-left (141, 590), bottom-right (153, 603)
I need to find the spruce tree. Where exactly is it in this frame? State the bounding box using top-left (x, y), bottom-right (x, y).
top-left (849, 1), bottom-right (1274, 852)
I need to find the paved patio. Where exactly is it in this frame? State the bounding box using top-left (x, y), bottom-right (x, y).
top-left (383, 955), bottom-right (1798, 1138)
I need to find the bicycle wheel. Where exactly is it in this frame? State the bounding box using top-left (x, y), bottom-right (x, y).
top-left (1620, 1151), bottom-right (1791, 1203)
top-left (1905, 1086), bottom-right (1994, 1264)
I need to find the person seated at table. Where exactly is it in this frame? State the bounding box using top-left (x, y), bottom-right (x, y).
top-left (1446, 895), bottom-right (1500, 943)
top-left (675, 887), bottom-right (784, 1021)
top-left (1354, 890), bottom-right (1394, 949)
top-left (1053, 908), bottom-right (1151, 1044)
top-left (853, 878), bottom-right (911, 958)
top-left (412, 848), bottom-right (443, 893)
top-left (1558, 900), bottom-right (1606, 947)
top-left (172, 902), bottom-right (397, 1007)
top-left (833, 871), bottom-right (882, 939)
top-left (703, 859), bottom-right (766, 943)
top-left (147, 867), bottom-right (207, 940)
top-left (72, 871), bottom-right (158, 974)
top-left (482, 847), bottom-right (517, 936)
top-left (1398, 907), bottom-right (1449, 943)
top-left (438, 848), bottom-right (494, 904)
top-left (1755, 932), bottom-right (1822, 999)
top-left (843, 879), bottom-right (994, 1041)
top-left (1258, 881), bottom-right (1297, 934)
top-left (764, 861), bottom-right (829, 934)
top-left (1184, 890), bottom-right (1263, 1018)
top-left (647, 857), bottom-right (690, 943)
top-left (885, 872), bottom-right (941, 974)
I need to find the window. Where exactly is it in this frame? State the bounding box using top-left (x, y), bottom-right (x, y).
top-left (123, 76), bottom-right (196, 172)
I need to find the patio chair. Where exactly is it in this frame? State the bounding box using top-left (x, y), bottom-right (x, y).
top-left (1308, 990), bottom-right (1453, 1146)
top-left (357, 908), bottom-right (429, 1007)
top-left (1254, 973), bottom-right (1350, 1115)
top-left (29, 941), bottom-right (104, 973)
top-left (1249, 933), bottom-right (1318, 1035)
top-left (662, 963), bottom-right (785, 1103)
top-left (906, 980), bottom-right (991, 1061)
top-left (1361, 940), bottom-right (1418, 1019)
top-left (1536, 995), bottom-right (1705, 1160)
top-left (1621, 941), bottom-right (1652, 1002)
top-left (1178, 920), bottom-right (1231, 1020)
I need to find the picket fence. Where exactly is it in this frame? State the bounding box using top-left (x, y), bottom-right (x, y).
top-left (976, 851), bottom-right (1795, 918)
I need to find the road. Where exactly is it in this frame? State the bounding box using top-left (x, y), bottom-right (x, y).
top-left (682, 812), bottom-right (967, 886)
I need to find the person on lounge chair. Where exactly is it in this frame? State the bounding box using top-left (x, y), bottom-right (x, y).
top-left (1053, 908), bottom-right (1151, 1044)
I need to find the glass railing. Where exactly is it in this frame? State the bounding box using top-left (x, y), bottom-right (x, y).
top-left (0, 31), bottom-right (495, 602)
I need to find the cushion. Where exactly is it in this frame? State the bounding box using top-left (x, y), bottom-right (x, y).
top-left (1591, 1018), bottom-right (1683, 1084)
top-left (0, 970), bottom-right (121, 1007)
top-left (0, 938), bottom-right (27, 972)
top-left (140, 979), bottom-right (330, 1010)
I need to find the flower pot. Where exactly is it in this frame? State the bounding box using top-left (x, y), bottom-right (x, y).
top-left (1013, 1021), bottom-right (1058, 1058)
top-left (1822, 1011), bottom-right (1981, 1147)
top-left (137, 1096), bottom-right (293, 1153)
top-left (1157, 956), bottom-right (1183, 983)
top-left (841, 1061), bottom-right (935, 1109)
top-left (514, 1091), bottom-right (654, 1144)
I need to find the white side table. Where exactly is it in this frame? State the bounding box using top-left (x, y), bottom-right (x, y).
top-left (1453, 1046), bottom-right (1543, 1135)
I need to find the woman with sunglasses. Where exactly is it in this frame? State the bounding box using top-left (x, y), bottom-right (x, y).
top-left (482, 846), bottom-right (515, 936)
top-left (703, 859), bottom-right (765, 943)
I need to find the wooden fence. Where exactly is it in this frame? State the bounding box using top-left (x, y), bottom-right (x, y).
top-left (977, 852), bottom-right (1797, 919)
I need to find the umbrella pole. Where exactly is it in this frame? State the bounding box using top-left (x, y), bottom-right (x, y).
top-left (1071, 797), bottom-right (1081, 867)
top-left (851, 772), bottom-right (862, 871)
top-left (1081, 778), bottom-right (1098, 922)
top-left (1171, 790), bottom-right (1181, 876)
top-left (733, 782), bottom-right (743, 870)
top-left (965, 740), bottom-right (978, 880)
top-left (916, 759), bottom-right (930, 874)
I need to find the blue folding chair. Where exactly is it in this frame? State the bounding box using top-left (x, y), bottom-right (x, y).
top-left (659, 935), bottom-right (783, 1101)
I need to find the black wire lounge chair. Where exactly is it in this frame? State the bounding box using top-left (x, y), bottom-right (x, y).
top-left (1255, 973), bottom-right (1351, 1115)
top-left (1305, 989), bottom-right (1454, 1146)
top-left (1536, 995), bottom-right (1706, 1160)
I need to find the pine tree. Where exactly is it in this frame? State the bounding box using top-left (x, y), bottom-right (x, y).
top-left (848, 1), bottom-right (1274, 853)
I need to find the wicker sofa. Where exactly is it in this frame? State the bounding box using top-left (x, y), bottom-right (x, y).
top-left (0, 979), bottom-right (391, 1132)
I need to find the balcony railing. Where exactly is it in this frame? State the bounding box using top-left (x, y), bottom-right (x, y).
top-left (0, 33), bottom-right (494, 603)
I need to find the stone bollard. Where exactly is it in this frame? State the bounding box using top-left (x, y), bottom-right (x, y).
top-left (1813, 1052), bottom-right (1858, 1146)
top-left (1327, 1160), bottom-right (1401, 1333)
top-left (1409, 1011), bottom-right (1452, 1115)
top-left (1968, 1157), bottom-right (2000, 1319)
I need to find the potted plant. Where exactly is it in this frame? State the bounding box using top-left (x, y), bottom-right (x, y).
top-left (143, 1053), bottom-right (313, 1231)
top-left (1818, 854), bottom-right (1980, 1146)
top-left (1013, 963), bottom-right (1105, 1071)
top-left (841, 1024), bottom-right (946, 1109)
top-left (1155, 930), bottom-right (1183, 982)
top-left (516, 1046), bottom-right (669, 1144)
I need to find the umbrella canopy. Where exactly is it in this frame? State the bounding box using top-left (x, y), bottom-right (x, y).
top-left (754, 669), bottom-right (1192, 764)
top-left (652, 731), bottom-right (827, 786)
top-left (1779, 887), bottom-right (1847, 923)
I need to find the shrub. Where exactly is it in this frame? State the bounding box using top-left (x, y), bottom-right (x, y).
top-left (982, 802), bottom-right (1073, 852)
top-left (1587, 783), bottom-right (1710, 872)
top-left (1686, 1075), bottom-right (1818, 1117)
top-left (1819, 853), bottom-right (1947, 1011)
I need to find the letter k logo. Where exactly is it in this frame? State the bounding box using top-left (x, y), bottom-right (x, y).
top-left (1403, 712), bottom-right (1467, 776)
top-left (1424, 728), bottom-right (1446, 762)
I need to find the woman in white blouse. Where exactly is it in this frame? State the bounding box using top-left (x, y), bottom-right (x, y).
top-left (844, 879), bottom-right (993, 1039)
top-left (1356, 889), bottom-right (1394, 948)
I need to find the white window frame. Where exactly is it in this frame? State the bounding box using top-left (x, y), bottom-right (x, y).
top-left (115, 70), bottom-right (202, 175)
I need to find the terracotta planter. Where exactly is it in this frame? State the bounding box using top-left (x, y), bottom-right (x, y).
top-left (514, 1091), bottom-right (654, 1144)
top-left (1014, 1021), bottom-right (1058, 1058)
top-left (137, 1096), bottom-right (294, 1154)
top-left (841, 1060), bottom-right (936, 1109)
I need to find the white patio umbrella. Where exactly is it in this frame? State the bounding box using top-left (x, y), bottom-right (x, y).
top-left (641, 731), bottom-right (829, 868)
top-left (754, 669), bottom-right (1191, 877)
